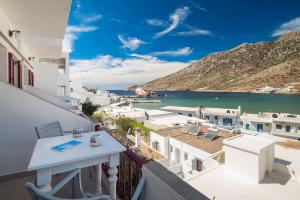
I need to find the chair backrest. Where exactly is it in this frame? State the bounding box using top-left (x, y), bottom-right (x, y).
top-left (25, 182), bottom-right (60, 200)
top-left (35, 121), bottom-right (64, 139)
top-left (25, 182), bottom-right (110, 200)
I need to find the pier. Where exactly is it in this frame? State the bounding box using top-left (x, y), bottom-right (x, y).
top-left (130, 99), bottom-right (161, 104)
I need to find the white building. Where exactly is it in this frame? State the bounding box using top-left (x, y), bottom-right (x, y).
top-left (148, 121), bottom-right (232, 179)
top-left (160, 106), bottom-right (198, 117)
top-left (185, 134), bottom-right (300, 200)
top-left (241, 112), bottom-right (273, 133)
top-left (0, 0), bottom-right (93, 176)
top-left (241, 112), bottom-right (300, 140)
top-left (160, 106), bottom-right (241, 129)
top-left (70, 83), bottom-right (116, 106)
top-left (223, 134), bottom-right (275, 183)
top-left (201, 106), bottom-right (241, 128)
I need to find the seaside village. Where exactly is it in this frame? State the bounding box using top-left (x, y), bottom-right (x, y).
top-left (1, 1), bottom-right (300, 200)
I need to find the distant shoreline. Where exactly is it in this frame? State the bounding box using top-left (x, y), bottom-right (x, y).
top-left (126, 88), bottom-right (300, 95)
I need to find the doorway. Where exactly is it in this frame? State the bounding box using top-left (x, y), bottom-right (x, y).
top-left (257, 124), bottom-right (263, 132)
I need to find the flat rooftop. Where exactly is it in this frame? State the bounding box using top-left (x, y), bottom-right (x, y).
top-left (187, 165), bottom-right (300, 200)
top-left (145, 114), bottom-right (199, 129)
top-left (224, 135), bottom-right (275, 154)
top-left (186, 133), bottom-right (300, 200)
top-left (156, 126), bottom-right (232, 154)
top-left (241, 112), bottom-right (300, 124)
top-left (160, 106), bottom-right (196, 112)
top-left (241, 113), bottom-right (273, 123)
top-left (145, 109), bottom-right (171, 117)
top-left (202, 107), bottom-right (240, 116)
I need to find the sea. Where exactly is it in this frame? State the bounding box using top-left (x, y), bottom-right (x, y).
top-left (110, 90), bottom-right (300, 114)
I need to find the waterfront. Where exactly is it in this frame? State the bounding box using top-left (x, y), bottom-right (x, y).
top-left (111, 90), bottom-right (300, 114)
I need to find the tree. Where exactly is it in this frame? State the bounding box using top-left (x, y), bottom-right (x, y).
top-left (82, 102), bottom-right (98, 117)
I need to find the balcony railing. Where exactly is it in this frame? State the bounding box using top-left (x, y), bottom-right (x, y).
top-left (103, 148), bottom-right (148, 200)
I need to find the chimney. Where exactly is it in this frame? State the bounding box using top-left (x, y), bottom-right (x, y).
top-left (135, 128), bottom-right (141, 148)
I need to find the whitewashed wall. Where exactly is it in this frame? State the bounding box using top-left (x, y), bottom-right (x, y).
top-left (161, 108), bottom-right (197, 117)
top-left (35, 62), bottom-right (59, 96)
top-left (149, 131), bottom-right (169, 157)
top-left (169, 137), bottom-right (213, 172)
top-left (0, 82), bottom-right (93, 176)
top-left (223, 145), bottom-right (259, 182)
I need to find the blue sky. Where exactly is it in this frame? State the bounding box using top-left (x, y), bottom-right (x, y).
top-left (65, 0), bottom-right (300, 89)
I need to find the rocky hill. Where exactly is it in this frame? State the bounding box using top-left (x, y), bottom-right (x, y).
top-left (135, 32), bottom-right (300, 93)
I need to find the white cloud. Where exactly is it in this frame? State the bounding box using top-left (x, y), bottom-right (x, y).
top-left (154, 7), bottom-right (190, 38)
top-left (146, 19), bottom-right (166, 26)
top-left (82, 14), bottom-right (102, 23)
top-left (74, 0), bottom-right (102, 24)
top-left (128, 53), bottom-right (155, 60)
top-left (109, 18), bottom-right (125, 23)
top-left (175, 28), bottom-right (213, 36)
top-left (63, 25), bottom-right (97, 53)
top-left (151, 47), bottom-right (193, 56)
top-left (272, 17), bottom-right (300, 37)
top-left (187, 0), bottom-right (209, 13)
top-left (70, 55), bottom-right (190, 89)
top-left (118, 35), bottom-right (145, 51)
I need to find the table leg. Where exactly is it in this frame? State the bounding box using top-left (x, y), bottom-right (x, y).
top-left (95, 164), bottom-right (102, 195)
top-left (108, 153), bottom-right (119, 200)
top-left (108, 167), bottom-right (118, 200)
top-left (37, 168), bottom-right (51, 192)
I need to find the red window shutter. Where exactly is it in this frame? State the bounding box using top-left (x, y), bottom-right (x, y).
top-left (28, 69), bottom-right (31, 85)
top-left (31, 72), bottom-right (34, 86)
top-left (8, 53), bottom-right (14, 85)
top-left (17, 61), bottom-right (22, 89)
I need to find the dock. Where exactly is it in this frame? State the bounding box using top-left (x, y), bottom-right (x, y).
top-left (130, 99), bottom-right (161, 104)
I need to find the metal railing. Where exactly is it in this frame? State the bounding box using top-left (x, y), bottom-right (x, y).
top-left (131, 176), bottom-right (145, 200)
top-left (102, 148), bottom-right (148, 200)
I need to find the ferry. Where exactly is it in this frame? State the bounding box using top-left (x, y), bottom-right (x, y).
top-left (135, 87), bottom-right (160, 97)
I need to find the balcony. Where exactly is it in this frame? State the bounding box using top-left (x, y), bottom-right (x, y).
top-left (272, 128), bottom-right (300, 139)
top-left (0, 127), bottom-right (210, 200)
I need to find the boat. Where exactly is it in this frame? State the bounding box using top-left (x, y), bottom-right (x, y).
top-left (135, 87), bottom-right (165, 97)
top-left (135, 87), bottom-right (148, 97)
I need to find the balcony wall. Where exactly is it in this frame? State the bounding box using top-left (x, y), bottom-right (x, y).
top-left (141, 161), bottom-right (209, 200)
top-left (0, 82), bottom-right (93, 176)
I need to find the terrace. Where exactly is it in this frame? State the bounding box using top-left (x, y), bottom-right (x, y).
top-left (156, 125), bottom-right (232, 154)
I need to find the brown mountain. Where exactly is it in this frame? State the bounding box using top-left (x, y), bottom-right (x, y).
top-left (137, 32), bottom-right (300, 93)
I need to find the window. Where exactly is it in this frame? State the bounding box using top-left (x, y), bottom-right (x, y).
top-left (214, 116), bottom-right (218, 120)
top-left (286, 125), bottom-right (291, 132)
top-left (298, 126), bottom-right (300, 131)
top-left (184, 152), bottom-right (188, 161)
top-left (257, 124), bottom-right (263, 132)
top-left (223, 118), bottom-right (233, 126)
top-left (276, 124), bottom-right (282, 129)
top-left (170, 145), bottom-right (173, 152)
top-left (205, 115), bottom-right (210, 120)
top-left (178, 112), bottom-right (183, 115)
top-left (152, 141), bottom-right (160, 151)
top-left (246, 124), bottom-right (250, 130)
top-left (188, 113), bottom-right (193, 117)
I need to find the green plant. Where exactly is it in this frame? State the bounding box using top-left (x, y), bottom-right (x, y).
top-left (115, 117), bottom-right (135, 135)
top-left (92, 113), bottom-right (103, 122)
top-left (82, 102), bottom-right (98, 117)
